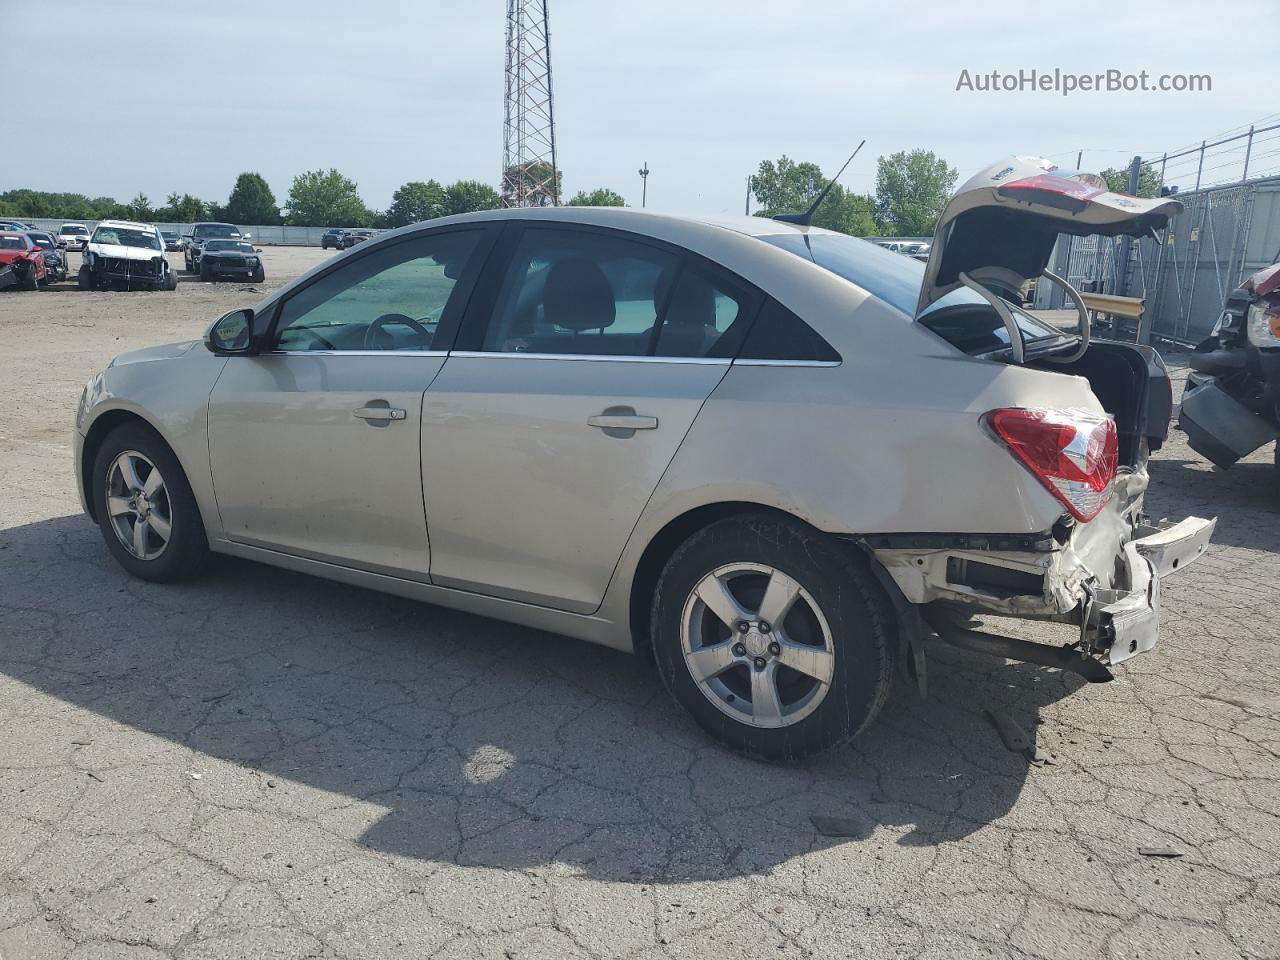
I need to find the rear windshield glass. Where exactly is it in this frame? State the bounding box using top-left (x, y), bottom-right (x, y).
top-left (29, 234), bottom-right (54, 247)
top-left (760, 231), bottom-right (1062, 354)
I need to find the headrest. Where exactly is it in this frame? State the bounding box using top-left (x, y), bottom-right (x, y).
top-left (544, 257), bottom-right (615, 331)
top-left (664, 271), bottom-right (717, 328)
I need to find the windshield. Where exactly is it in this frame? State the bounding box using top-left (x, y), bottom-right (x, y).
top-left (29, 234), bottom-right (54, 248)
top-left (759, 231), bottom-right (1062, 353)
top-left (62, 226), bottom-right (88, 235)
top-left (0, 236), bottom-right (26, 250)
top-left (205, 240), bottom-right (254, 253)
top-left (194, 225), bottom-right (240, 240)
top-left (91, 227), bottom-right (162, 251)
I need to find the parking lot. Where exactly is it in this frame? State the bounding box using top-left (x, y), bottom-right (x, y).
top-left (2, 248), bottom-right (1279, 960)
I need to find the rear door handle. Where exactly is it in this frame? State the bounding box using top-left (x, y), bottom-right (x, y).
top-left (354, 404), bottom-right (407, 422)
top-left (587, 414), bottom-right (658, 430)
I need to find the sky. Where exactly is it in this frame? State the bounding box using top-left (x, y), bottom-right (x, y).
top-left (4, 0), bottom-right (1276, 216)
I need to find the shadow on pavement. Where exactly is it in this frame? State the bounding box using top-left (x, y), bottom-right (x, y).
top-left (1, 513), bottom-right (1086, 883)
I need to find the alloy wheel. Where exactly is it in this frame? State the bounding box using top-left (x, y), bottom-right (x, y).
top-left (105, 450), bottom-right (173, 561)
top-left (679, 562), bottom-right (835, 728)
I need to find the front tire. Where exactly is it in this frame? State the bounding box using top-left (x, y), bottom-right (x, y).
top-left (22, 264), bottom-right (39, 291)
top-left (250, 266), bottom-right (264, 283)
top-left (91, 422), bottom-right (209, 582)
top-left (652, 513), bottom-right (897, 762)
top-left (199, 261), bottom-right (211, 282)
top-left (77, 266), bottom-right (92, 290)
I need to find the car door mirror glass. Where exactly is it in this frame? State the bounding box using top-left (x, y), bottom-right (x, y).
top-left (206, 309), bottom-right (255, 355)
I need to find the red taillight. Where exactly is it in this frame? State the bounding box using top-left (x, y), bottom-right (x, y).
top-left (997, 174), bottom-right (1107, 213)
top-left (986, 408), bottom-right (1118, 522)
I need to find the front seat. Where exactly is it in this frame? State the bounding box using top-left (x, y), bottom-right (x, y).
top-left (534, 257), bottom-right (617, 354)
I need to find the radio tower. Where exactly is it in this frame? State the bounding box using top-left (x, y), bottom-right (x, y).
top-left (502, 0), bottom-right (559, 207)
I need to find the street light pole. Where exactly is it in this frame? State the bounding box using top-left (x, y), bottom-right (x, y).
top-left (638, 162), bottom-right (649, 208)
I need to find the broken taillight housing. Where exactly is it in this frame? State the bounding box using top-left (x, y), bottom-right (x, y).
top-left (985, 408), bottom-right (1118, 522)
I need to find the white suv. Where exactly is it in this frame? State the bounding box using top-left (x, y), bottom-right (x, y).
top-left (79, 221), bottom-right (177, 291)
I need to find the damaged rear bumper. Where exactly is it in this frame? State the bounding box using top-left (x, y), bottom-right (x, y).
top-left (871, 497), bottom-right (1215, 679)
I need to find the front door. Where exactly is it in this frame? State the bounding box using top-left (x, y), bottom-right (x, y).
top-left (207, 227), bottom-right (487, 578)
top-left (421, 223), bottom-right (758, 613)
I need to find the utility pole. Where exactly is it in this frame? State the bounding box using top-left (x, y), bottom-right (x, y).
top-left (502, 0), bottom-right (558, 207)
top-left (638, 162), bottom-right (649, 208)
top-left (1117, 155), bottom-right (1142, 306)
top-left (745, 175), bottom-right (751, 215)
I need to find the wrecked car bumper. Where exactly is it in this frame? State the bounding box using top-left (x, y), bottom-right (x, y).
top-left (872, 489), bottom-right (1215, 675)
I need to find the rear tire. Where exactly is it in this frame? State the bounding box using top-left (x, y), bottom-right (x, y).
top-left (652, 513), bottom-right (897, 762)
top-left (91, 422), bottom-right (209, 583)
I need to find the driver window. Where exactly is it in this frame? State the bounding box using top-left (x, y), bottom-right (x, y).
top-left (274, 230), bottom-right (481, 352)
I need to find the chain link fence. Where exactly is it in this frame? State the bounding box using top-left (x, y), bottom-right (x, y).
top-left (1034, 173), bottom-right (1280, 346)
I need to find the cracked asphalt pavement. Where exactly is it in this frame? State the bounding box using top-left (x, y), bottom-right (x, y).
top-left (2, 248), bottom-right (1279, 959)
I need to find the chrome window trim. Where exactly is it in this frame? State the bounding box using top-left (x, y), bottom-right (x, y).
top-left (734, 358), bottom-right (842, 368)
top-left (267, 349), bottom-right (450, 358)
top-left (446, 350), bottom-right (731, 365)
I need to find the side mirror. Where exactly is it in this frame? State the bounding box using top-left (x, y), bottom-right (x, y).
top-left (242, 232), bottom-right (252, 240)
top-left (205, 308), bottom-right (256, 355)
top-left (255, 247), bottom-right (263, 253)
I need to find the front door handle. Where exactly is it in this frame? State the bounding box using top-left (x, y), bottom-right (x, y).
top-left (588, 414), bottom-right (658, 431)
top-left (588, 406), bottom-right (658, 438)
top-left (353, 404), bottom-right (407, 423)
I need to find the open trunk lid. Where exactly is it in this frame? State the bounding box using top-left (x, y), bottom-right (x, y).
top-left (916, 156), bottom-right (1182, 317)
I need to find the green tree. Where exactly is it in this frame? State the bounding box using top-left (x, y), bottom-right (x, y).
top-left (224, 172), bottom-right (281, 224)
top-left (123, 193), bottom-right (153, 221)
top-left (153, 193), bottom-right (211, 223)
top-left (284, 168), bottom-right (371, 227)
top-left (502, 162), bottom-right (560, 206)
top-left (1099, 164), bottom-right (1161, 199)
top-left (385, 180), bottom-right (447, 227)
top-left (749, 156), bottom-right (877, 235)
top-left (873, 150), bottom-right (957, 236)
top-left (443, 180), bottom-right (502, 216)
top-left (567, 187), bottom-right (626, 207)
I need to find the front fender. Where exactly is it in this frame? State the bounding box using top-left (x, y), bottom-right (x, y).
top-left (77, 349), bottom-right (229, 540)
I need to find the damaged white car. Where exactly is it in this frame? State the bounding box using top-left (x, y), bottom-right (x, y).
top-left (73, 156), bottom-right (1214, 760)
top-left (78, 220), bottom-right (178, 291)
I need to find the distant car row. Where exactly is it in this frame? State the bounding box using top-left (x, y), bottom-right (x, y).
top-left (0, 219), bottom-right (264, 291)
top-left (321, 228), bottom-right (378, 250)
top-left (874, 239), bottom-right (931, 261)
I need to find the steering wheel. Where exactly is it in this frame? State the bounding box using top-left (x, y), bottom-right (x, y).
top-left (364, 313), bottom-right (433, 351)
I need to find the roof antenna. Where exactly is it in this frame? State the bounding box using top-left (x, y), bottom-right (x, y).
top-left (772, 140), bottom-right (866, 227)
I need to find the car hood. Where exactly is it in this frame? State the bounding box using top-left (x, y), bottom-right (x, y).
top-left (88, 243), bottom-right (163, 261)
top-left (109, 340), bottom-right (198, 367)
top-left (916, 155), bottom-right (1183, 316)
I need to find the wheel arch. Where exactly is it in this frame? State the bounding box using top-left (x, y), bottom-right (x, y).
top-left (80, 409), bottom-right (179, 521)
top-left (628, 501), bottom-right (840, 663)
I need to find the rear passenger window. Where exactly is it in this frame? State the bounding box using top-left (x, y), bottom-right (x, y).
top-left (738, 300), bottom-right (842, 363)
top-left (481, 229), bottom-right (678, 356)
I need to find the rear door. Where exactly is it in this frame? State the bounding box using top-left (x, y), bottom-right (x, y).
top-left (420, 223), bottom-right (759, 613)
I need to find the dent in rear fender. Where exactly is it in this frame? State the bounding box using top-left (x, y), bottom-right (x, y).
top-left (81, 349), bottom-right (230, 539)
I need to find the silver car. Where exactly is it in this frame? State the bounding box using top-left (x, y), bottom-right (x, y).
top-left (74, 156), bottom-right (1215, 760)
